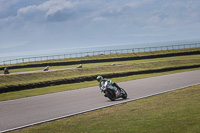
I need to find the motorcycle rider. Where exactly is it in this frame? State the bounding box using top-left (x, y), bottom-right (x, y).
top-left (44, 66), bottom-right (49, 71)
top-left (97, 76), bottom-right (122, 92)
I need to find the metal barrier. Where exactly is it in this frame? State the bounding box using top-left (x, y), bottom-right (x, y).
top-left (1, 43), bottom-right (200, 65)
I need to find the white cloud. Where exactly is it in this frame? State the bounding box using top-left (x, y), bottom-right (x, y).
top-left (16, 0), bottom-right (74, 21)
top-left (17, 5), bottom-right (38, 15)
top-left (0, 0), bottom-right (200, 53)
top-left (144, 0), bottom-right (200, 27)
top-left (1, 0), bottom-right (200, 25)
top-left (45, 0), bottom-right (73, 17)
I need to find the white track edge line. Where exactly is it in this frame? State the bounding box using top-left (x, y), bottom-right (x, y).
top-left (1, 83), bottom-right (199, 133)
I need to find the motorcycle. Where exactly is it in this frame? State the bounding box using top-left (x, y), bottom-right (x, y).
top-left (4, 68), bottom-right (9, 74)
top-left (100, 81), bottom-right (127, 101)
top-left (4, 70), bottom-right (9, 74)
top-left (44, 68), bottom-right (49, 71)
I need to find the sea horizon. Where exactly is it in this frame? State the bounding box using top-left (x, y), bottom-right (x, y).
top-left (1, 39), bottom-right (200, 64)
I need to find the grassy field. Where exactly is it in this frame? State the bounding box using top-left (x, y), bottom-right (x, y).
top-left (3, 54), bottom-right (200, 73)
top-left (0, 68), bottom-right (199, 101)
top-left (0, 47), bottom-right (199, 101)
top-left (1, 57), bottom-right (199, 88)
top-left (10, 84), bottom-right (200, 133)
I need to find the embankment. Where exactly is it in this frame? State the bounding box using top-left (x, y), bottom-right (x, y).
top-left (1, 64), bottom-right (199, 93)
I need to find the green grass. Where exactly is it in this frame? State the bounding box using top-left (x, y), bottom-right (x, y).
top-left (0, 68), bottom-right (199, 101)
top-left (6, 54), bottom-right (200, 73)
top-left (10, 84), bottom-right (200, 133)
top-left (1, 59), bottom-right (199, 88)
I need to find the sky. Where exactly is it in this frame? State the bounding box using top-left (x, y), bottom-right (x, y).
top-left (0, 0), bottom-right (200, 57)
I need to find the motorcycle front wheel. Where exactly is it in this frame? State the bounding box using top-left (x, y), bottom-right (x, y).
top-left (105, 89), bottom-right (116, 101)
top-left (121, 89), bottom-right (127, 99)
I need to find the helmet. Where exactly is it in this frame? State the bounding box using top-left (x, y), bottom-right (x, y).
top-left (97, 76), bottom-right (103, 82)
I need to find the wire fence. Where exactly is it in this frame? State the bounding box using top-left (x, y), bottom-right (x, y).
top-left (1, 43), bottom-right (200, 65)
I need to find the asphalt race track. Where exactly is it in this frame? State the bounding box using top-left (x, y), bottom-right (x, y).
top-left (0, 70), bottom-right (200, 132)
